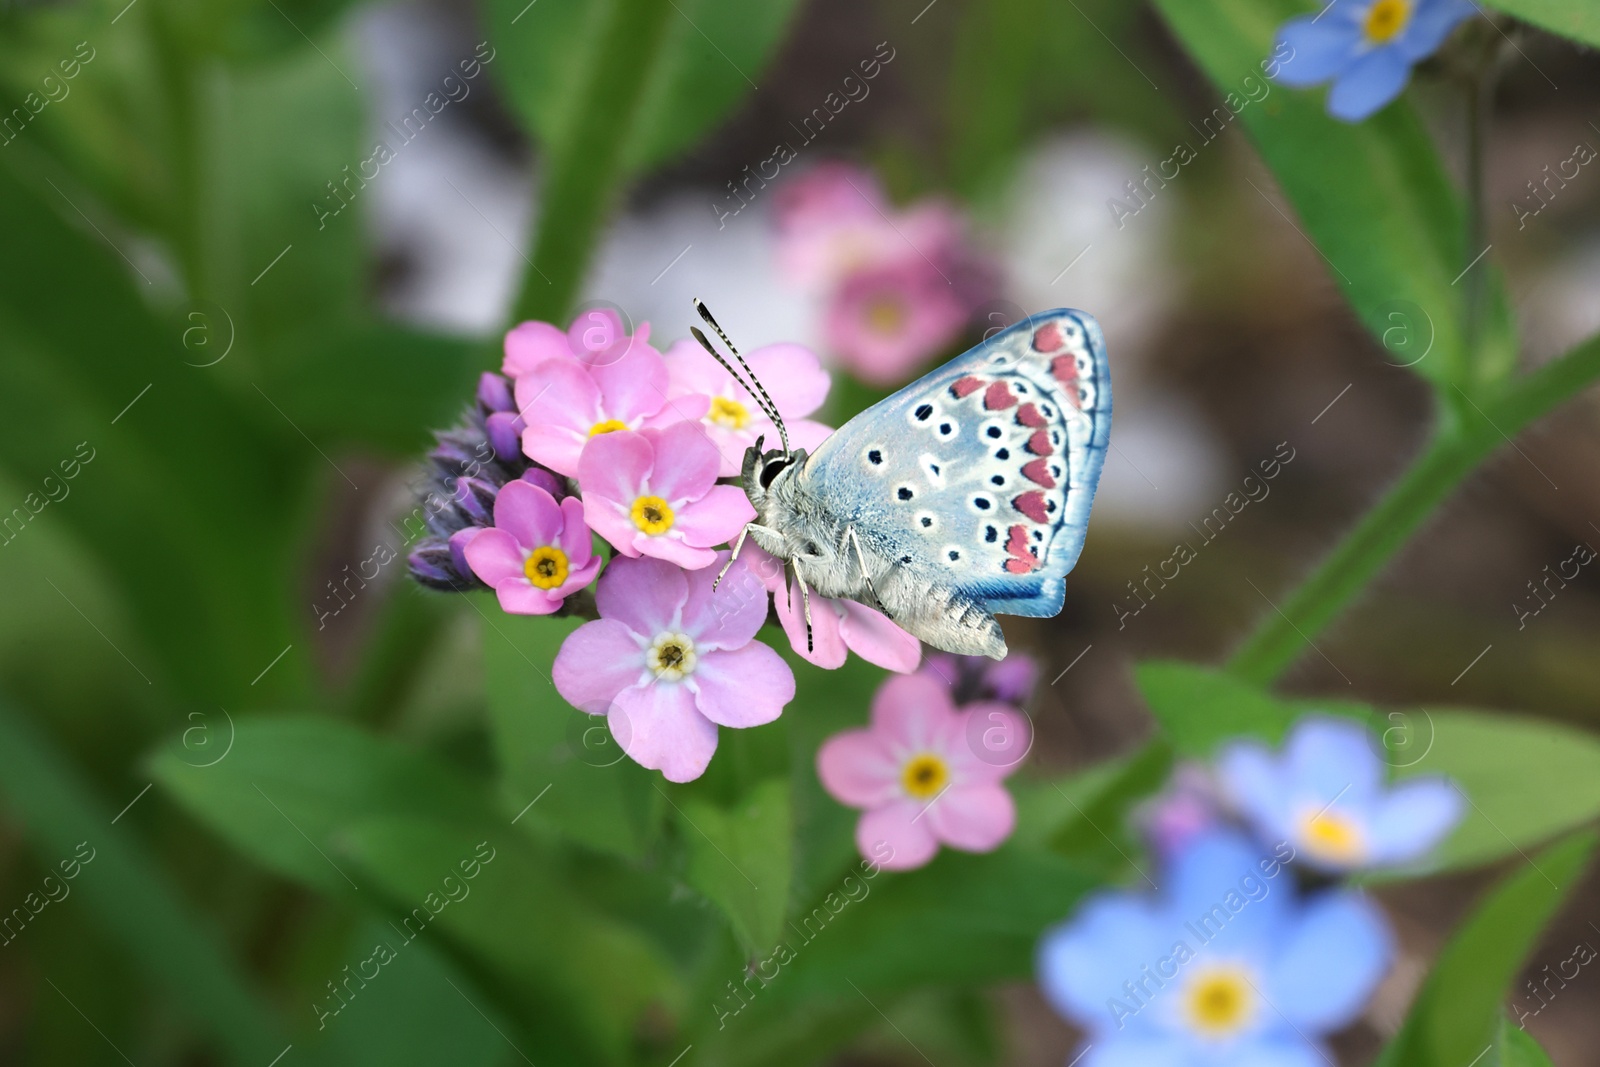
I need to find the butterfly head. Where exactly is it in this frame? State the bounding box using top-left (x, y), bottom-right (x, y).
top-left (741, 435), bottom-right (807, 511)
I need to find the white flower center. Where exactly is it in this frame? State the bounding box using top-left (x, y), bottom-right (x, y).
top-left (646, 631), bottom-right (697, 681)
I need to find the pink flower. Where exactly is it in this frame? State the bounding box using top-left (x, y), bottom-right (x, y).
top-left (824, 255), bottom-right (972, 386)
top-left (744, 544), bottom-right (920, 673)
top-left (462, 481), bottom-right (600, 614)
top-left (817, 673), bottom-right (1030, 870)
top-left (553, 555), bottom-right (795, 782)
top-left (663, 338), bottom-right (834, 477)
top-left (515, 342), bottom-right (704, 478)
top-left (579, 422), bottom-right (755, 570)
top-left (919, 651), bottom-right (1040, 707)
top-left (1137, 762), bottom-right (1223, 860)
top-left (503, 308), bottom-right (653, 377)
top-left (774, 162), bottom-right (895, 286)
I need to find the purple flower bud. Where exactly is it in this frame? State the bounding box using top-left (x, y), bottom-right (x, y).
top-left (485, 411), bottom-right (525, 465)
top-left (985, 653), bottom-right (1040, 705)
top-left (453, 477), bottom-right (498, 526)
top-left (520, 465), bottom-right (566, 501)
top-left (409, 538), bottom-right (478, 591)
top-left (449, 527), bottom-right (485, 580)
top-left (477, 372), bottom-right (515, 414)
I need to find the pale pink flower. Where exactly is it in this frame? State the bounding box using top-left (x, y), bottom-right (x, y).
top-left (579, 423), bottom-right (754, 570)
top-left (823, 255), bottom-right (972, 385)
top-left (463, 481), bottom-right (600, 615)
top-left (817, 673), bottom-right (1030, 870)
top-left (553, 555), bottom-right (795, 782)
top-left (503, 308), bottom-right (653, 377)
top-left (743, 544), bottom-right (920, 673)
top-left (774, 162), bottom-right (896, 287)
top-left (515, 342), bottom-right (704, 478)
top-left (662, 338), bottom-right (834, 477)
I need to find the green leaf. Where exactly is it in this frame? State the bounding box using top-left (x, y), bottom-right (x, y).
top-left (1375, 831), bottom-right (1596, 1067)
top-left (1038, 741), bottom-right (1172, 878)
top-left (481, 607), bottom-right (660, 861)
top-left (150, 716), bottom-right (500, 894)
top-left (1478, 0), bottom-right (1600, 49)
top-left (772, 845), bottom-right (1098, 1001)
top-left (677, 777), bottom-right (793, 954)
top-left (1149, 0), bottom-right (1517, 386)
top-left (1493, 1017), bottom-right (1555, 1067)
top-left (0, 695), bottom-right (286, 1065)
top-left (1134, 659), bottom-right (1300, 755)
top-left (341, 818), bottom-right (682, 1066)
top-left (1395, 709), bottom-right (1600, 872)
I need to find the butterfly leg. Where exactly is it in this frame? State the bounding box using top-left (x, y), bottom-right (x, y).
top-left (846, 526), bottom-right (894, 620)
top-left (791, 556), bottom-right (814, 652)
top-left (714, 523), bottom-right (783, 591)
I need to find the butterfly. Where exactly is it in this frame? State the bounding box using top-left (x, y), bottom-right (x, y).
top-left (691, 300), bottom-right (1111, 660)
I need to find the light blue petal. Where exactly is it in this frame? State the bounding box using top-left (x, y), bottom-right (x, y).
top-left (1327, 47), bottom-right (1414, 121)
top-left (1397, 0), bottom-right (1477, 62)
top-left (1167, 831), bottom-right (1290, 954)
top-left (1285, 716), bottom-right (1383, 802)
top-left (1264, 891), bottom-right (1393, 1031)
top-left (1083, 1036), bottom-right (1194, 1067)
top-left (1223, 1036), bottom-right (1330, 1067)
top-left (1215, 741), bottom-right (1288, 828)
top-left (1039, 893), bottom-right (1172, 1030)
top-left (1274, 15), bottom-right (1364, 87)
top-left (1368, 777), bottom-right (1464, 864)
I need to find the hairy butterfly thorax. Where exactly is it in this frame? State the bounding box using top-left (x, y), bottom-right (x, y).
top-left (693, 299), bottom-right (1111, 660)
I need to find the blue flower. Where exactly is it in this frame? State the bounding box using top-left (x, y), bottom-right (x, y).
top-left (1272, 0), bottom-right (1477, 121)
top-left (1038, 831), bottom-right (1391, 1067)
top-left (1217, 716), bottom-right (1463, 872)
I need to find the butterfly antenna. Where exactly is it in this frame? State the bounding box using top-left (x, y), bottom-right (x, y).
top-left (694, 299), bottom-right (790, 455)
top-left (689, 326), bottom-right (786, 446)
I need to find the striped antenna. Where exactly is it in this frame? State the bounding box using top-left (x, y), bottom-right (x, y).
top-left (691, 299), bottom-right (790, 455)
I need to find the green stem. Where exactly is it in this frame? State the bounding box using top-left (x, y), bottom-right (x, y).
top-left (1228, 331), bottom-right (1600, 685)
top-left (509, 0), bottom-right (675, 324)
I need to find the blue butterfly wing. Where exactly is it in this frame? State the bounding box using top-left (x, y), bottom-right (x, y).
top-left (804, 309), bottom-right (1111, 619)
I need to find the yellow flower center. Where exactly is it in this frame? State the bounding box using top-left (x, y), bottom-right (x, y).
top-left (589, 419), bottom-right (629, 436)
top-left (630, 495), bottom-right (674, 535)
top-left (1298, 806), bottom-right (1367, 864)
top-left (865, 296), bottom-right (907, 335)
top-left (646, 631), bottom-right (697, 681)
top-left (708, 395), bottom-right (751, 430)
top-left (523, 545), bottom-right (569, 590)
top-left (901, 753), bottom-right (949, 799)
top-left (1183, 967), bottom-right (1256, 1038)
top-left (1363, 0), bottom-right (1411, 44)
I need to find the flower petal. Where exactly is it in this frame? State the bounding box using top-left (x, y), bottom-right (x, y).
top-left (593, 555), bottom-right (685, 638)
top-left (745, 342), bottom-right (831, 418)
top-left (1327, 45), bottom-right (1413, 122)
top-left (1397, 0), bottom-right (1477, 62)
top-left (773, 581), bottom-right (849, 669)
top-left (1273, 15), bottom-right (1362, 87)
top-left (630, 532), bottom-right (717, 570)
top-left (870, 673), bottom-right (958, 754)
top-left (1367, 777), bottom-right (1463, 865)
top-left (556, 495), bottom-right (595, 564)
top-left (924, 782), bottom-right (1015, 852)
top-left (670, 484), bottom-right (757, 549)
top-left (1265, 890), bottom-right (1392, 1031)
top-left (837, 601), bottom-right (921, 672)
top-left (591, 343), bottom-right (669, 425)
top-left (1037, 893), bottom-right (1171, 1029)
top-left (691, 641), bottom-right (794, 728)
top-left (646, 422), bottom-right (723, 505)
top-left (1285, 716), bottom-right (1383, 802)
top-left (1080, 1038), bottom-right (1194, 1067)
top-left (583, 495), bottom-right (643, 558)
top-left (463, 528), bottom-right (526, 587)
top-left (577, 428), bottom-right (654, 509)
top-left (553, 620), bottom-right (648, 714)
top-left (1168, 830), bottom-right (1290, 952)
top-left (503, 320), bottom-right (572, 377)
top-left (680, 554), bottom-right (768, 650)
top-left (611, 681), bottom-right (718, 783)
top-left (856, 801), bottom-right (939, 871)
top-left (949, 702), bottom-right (1032, 781)
top-left (495, 582), bottom-right (564, 616)
top-left (493, 480), bottom-right (563, 549)
top-left (817, 729), bottom-right (901, 808)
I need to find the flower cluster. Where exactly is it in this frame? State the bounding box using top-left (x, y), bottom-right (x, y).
top-left (408, 308), bottom-right (924, 782)
top-left (774, 162), bottom-right (996, 386)
top-left (1270, 0), bottom-right (1477, 122)
top-left (1039, 715), bottom-right (1464, 1066)
top-left (817, 653), bottom-right (1037, 871)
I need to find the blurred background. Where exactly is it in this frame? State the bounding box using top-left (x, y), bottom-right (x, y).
top-left (2, 0), bottom-right (1599, 1063)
